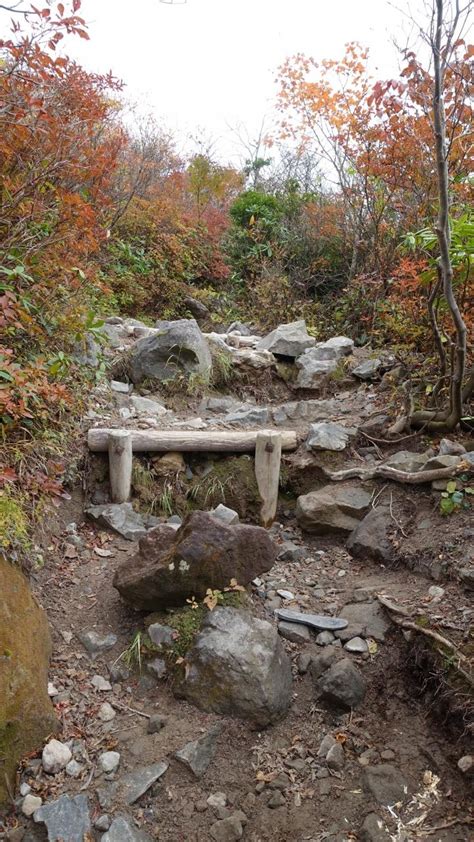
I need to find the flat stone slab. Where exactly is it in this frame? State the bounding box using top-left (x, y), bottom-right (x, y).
top-left (275, 608), bottom-right (348, 631)
top-left (118, 761), bottom-right (168, 805)
top-left (34, 794), bottom-right (91, 842)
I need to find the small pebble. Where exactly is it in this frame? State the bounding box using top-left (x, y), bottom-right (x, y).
top-left (316, 631), bottom-right (335, 646)
top-left (99, 751), bottom-right (120, 773)
top-left (277, 589), bottom-right (294, 601)
top-left (267, 790), bottom-right (285, 809)
top-left (147, 714), bottom-right (168, 734)
top-left (94, 815), bottom-right (111, 831)
top-left (207, 792), bottom-right (227, 809)
top-left (91, 675), bottom-right (112, 691)
top-left (19, 783), bottom-right (31, 797)
top-left (22, 795), bottom-right (42, 817)
top-left (457, 755), bottom-right (473, 773)
top-left (98, 702), bottom-right (116, 722)
top-left (65, 759), bottom-right (83, 777)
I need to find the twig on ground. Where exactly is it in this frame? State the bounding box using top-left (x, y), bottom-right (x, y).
top-left (112, 701), bottom-right (151, 719)
top-left (389, 491), bottom-right (409, 538)
top-left (377, 595), bottom-right (473, 688)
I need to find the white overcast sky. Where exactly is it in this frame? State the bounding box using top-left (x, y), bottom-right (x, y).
top-left (5, 0), bottom-right (427, 162)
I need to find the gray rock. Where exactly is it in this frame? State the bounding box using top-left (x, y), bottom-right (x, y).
top-left (179, 608), bottom-right (292, 726)
top-left (183, 296), bottom-right (210, 321)
top-left (347, 507), bottom-right (393, 564)
top-left (276, 608), bottom-right (348, 632)
top-left (232, 348), bottom-right (275, 368)
top-left (102, 816), bottom-right (154, 842)
top-left (363, 764), bottom-right (408, 805)
top-left (22, 794), bottom-right (42, 817)
top-left (457, 754), bottom-right (473, 773)
top-left (42, 740), bottom-right (72, 774)
top-left (460, 567), bottom-right (474, 590)
top-left (278, 621), bottom-right (311, 644)
top-left (91, 674), bottom-right (112, 691)
top-left (228, 321), bottom-right (253, 336)
top-left (147, 715), bottom-right (167, 734)
top-left (174, 723), bottom-right (222, 778)
top-left (277, 541), bottom-right (304, 562)
top-left (210, 503), bottom-right (240, 525)
top-left (439, 438), bottom-right (466, 456)
top-left (210, 815), bottom-right (243, 841)
top-left (85, 503), bottom-right (148, 541)
top-left (94, 815), bottom-right (111, 831)
top-left (72, 333), bottom-right (99, 368)
top-left (344, 637), bottom-right (368, 654)
top-left (360, 813), bottom-right (391, 841)
top-left (326, 742), bottom-right (345, 771)
top-left (101, 324), bottom-right (127, 349)
top-left (257, 320), bottom-right (315, 358)
top-left (316, 658), bottom-right (366, 709)
top-left (34, 794), bottom-right (91, 842)
top-left (118, 761), bottom-right (169, 805)
top-left (203, 396), bottom-right (242, 413)
top-left (340, 602), bottom-right (390, 643)
top-left (306, 422), bottom-right (350, 452)
top-left (267, 791), bottom-right (286, 809)
top-left (352, 359), bottom-right (382, 380)
top-left (316, 631), bottom-right (335, 646)
top-left (296, 485), bottom-right (372, 535)
top-left (224, 407), bottom-right (269, 426)
top-left (130, 319), bottom-right (211, 384)
top-left (130, 395), bottom-right (167, 416)
top-left (315, 336), bottom-right (354, 357)
top-left (148, 623), bottom-right (175, 647)
top-left (272, 398), bottom-right (339, 425)
top-left (146, 657), bottom-right (166, 679)
top-left (295, 354), bottom-right (337, 388)
top-left (65, 759), bottom-right (83, 777)
top-left (97, 702), bottom-right (117, 722)
top-left (78, 630), bottom-right (118, 658)
top-left (111, 380), bottom-right (132, 394)
top-left (317, 734), bottom-right (337, 757)
top-left (384, 450), bottom-right (427, 473)
top-left (99, 752), bottom-right (120, 773)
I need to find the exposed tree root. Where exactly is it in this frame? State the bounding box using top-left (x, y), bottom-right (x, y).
top-left (377, 595), bottom-right (473, 690)
top-left (320, 462), bottom-right (468, 485)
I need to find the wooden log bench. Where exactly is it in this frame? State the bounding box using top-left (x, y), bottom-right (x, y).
top-left (87, 427), bottom-right (298, 527)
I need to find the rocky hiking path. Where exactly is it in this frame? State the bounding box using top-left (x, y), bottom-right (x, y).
top-left (3, 318), bottom-right (473, 842)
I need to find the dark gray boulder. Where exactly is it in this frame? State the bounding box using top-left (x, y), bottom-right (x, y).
top-left (130, 319), bottom-right (211, 384)
top-left (347, 507), bottom-right (394, 563)
top-left (178, 607), bottom-right (293, 726)
top-left (315, 657), bottom-right (366, 709)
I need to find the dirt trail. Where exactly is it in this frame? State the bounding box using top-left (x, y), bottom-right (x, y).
top-left (5, 365), bottom-right (473, 842)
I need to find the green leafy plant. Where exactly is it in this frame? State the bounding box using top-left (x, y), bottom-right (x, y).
top-left (440, 478), bottom-right (474, 515)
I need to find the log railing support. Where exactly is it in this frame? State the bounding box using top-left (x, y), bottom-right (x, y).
top-left (108, 430), bottom-right (132, 503)
top-left (255, 431), bottom-right (282, 528)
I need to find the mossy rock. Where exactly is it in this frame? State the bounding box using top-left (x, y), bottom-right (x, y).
top-left (188, 456), bottom-right (260, 520)
top-left (0, 555), bottom-right (57, 804)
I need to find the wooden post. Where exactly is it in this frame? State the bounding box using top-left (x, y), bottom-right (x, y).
top-left (255, 431), bottom-right (282, 528)
top-left (108, 430), bottom-right (132, 503)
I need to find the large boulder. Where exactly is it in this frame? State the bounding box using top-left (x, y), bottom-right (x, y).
top-left (257, 320), bottom-right (315, 358)
top-left (307, 336), bottom-right (354, 361)
top-left (0, 556), bottom-right (57, 806)
top-left (295, 352), bottom-right (338, 388)
top-left (296, 485), bottom-right (372, 534)
top-left (130, 319), bottom-right (212, 384)
top-left (178, 607), bottom-right (292, 726)
top-left (113, 512), bottom-right (276, 610)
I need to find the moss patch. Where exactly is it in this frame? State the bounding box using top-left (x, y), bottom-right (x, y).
top-left (0, 555), bottom-right (57, 805)
top-left (188, 456), bottom-right (260, 519)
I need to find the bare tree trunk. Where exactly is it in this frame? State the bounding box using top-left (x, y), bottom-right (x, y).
top-left (410, 0), bottom-right (468, 432)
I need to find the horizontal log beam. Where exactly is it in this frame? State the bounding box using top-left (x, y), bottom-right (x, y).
top-left (87, 428), bottom-right (298, 453)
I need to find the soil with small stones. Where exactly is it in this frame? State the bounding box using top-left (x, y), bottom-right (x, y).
top-left (2, 368), bottom-right (474, 842)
